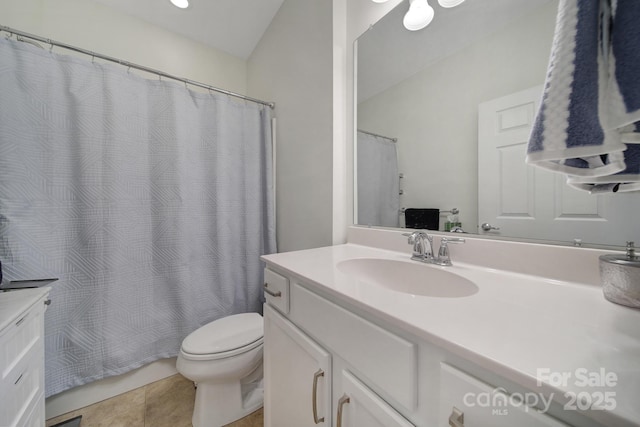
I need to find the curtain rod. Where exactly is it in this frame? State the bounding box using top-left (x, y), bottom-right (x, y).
top-left (0, 25), bottom-right (275, 109)
top-left (357, 129), bottom-right (397, 142)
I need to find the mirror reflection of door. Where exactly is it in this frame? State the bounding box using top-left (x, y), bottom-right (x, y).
top-left (478, 85), bottom-right (639, 244)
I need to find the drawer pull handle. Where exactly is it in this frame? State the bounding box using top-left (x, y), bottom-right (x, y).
top-left (263, 283), bottom-right (282, 298)
top-left (14, 374), bottom-right (24, 385)
top-left (15, 316), bottom-right (26, 327)
top-left (337, 394), bottom-right (350, 427)
top-left (449, 406), bottom-right (464, 427)
top-left (312, 369), bottom-right (324, 424)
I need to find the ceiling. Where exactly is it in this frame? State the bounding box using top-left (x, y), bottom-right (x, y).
top-left (357, 0), bottom-right (553, 102)
top-left (90, 0), bottom-right (285, 60)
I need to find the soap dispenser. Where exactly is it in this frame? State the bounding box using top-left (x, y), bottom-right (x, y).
top-left (600, 241), bottom-right (640, 308)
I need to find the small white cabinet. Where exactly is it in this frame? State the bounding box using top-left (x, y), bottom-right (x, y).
top-left (0, 288), bottom-right (51, 427)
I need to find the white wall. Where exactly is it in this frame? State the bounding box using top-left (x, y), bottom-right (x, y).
top-left (247, 0), bottom-right (334, 252)
top-left (357, 1), bottom-right (557, 231)
top-left (246, 0), bottom-right (401, 251)
top-left (0, 0), bottom-right (247, 94)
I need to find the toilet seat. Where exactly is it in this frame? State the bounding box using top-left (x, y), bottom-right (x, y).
top-left (180, 312), bottom-right (263, 361)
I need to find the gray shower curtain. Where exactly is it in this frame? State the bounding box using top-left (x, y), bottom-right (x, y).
top-left (357, 131), bottom-right (400, 227)
top-left (0, 38), bottom-right (276, 396)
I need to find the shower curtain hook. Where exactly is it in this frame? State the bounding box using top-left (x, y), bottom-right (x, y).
top-left (48, 39), bottom-right (53, 52)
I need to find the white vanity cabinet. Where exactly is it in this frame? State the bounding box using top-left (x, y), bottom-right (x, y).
top-left (0, 288), bottom-right (51, 427)
top-left (262, 263), bottom-right (606, 427)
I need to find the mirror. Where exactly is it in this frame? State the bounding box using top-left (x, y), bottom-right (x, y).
top-left (355, 0), bottom-right (640, 248)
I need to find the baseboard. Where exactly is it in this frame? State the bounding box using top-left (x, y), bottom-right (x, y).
top-left (45, 357), bottom-right (178, 420)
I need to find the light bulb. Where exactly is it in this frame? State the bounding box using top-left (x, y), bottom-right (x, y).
top-left (438, 0), bottom-right (466, 7)
top-left (170, 0), bottom-right (189, 9)
top-left (403, 0), bottom-right (434, 31)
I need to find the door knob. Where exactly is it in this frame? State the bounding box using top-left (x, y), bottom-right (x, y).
top-left (480, 223), bottom-right (500, 231)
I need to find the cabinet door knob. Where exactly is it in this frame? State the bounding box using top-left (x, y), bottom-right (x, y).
top-left (337, 394), bottom-right (350, 427)
top-left (263, 283), bottom-right (282, 298)
top-left (312, 369), bottom-right (325, 424)
top-left (449, 406), bottom-right (464, 427)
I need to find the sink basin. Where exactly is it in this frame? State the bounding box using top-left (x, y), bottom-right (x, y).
top-left (337, 258), bottom-right (478, 298)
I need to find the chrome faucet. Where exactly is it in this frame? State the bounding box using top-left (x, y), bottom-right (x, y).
top-left (403, 232), bottom-right (465, 266)
top-left (434, 237), bottom-right (465, 266)
top-left (402, 231), bottom-right (434, 262)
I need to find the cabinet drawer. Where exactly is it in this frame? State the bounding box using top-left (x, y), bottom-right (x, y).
top-left (0, 344), bottom-right (44, 427)
top-left (292, 283), bottom-right (417, 410)
top-left (15, 390), bottom-right (44, 427)
top-left (440, 363), bottom-right (568, 427)
top-left (0, 305), bottom-right (42, 383)
top-left (264, 268), bottom-right (290, 314)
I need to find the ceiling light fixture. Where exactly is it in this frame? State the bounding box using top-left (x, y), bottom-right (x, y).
top-left (371, 0), bottom-right (390, 2)
top-left (170, 0), bottom-right (189, 9)
top-left (438, 0), bottom-right (466, 7)
top-left (403, 0), bottom-right (434, 31)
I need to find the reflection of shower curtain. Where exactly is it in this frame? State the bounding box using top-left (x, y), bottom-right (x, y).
top-left (0, 38), bottom-right (276, 396)
top-left (357, 131), bottom-right (400, 227)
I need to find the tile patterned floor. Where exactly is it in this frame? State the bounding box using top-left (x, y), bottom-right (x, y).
top-left (46, 374), bottom-right (263, 427)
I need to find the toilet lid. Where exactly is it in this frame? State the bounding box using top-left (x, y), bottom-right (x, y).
top-left (182, 313), bottom-right (263, 355)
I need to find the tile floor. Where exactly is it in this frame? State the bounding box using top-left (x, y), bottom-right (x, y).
top-left (45, 374), bottom-right (263, 427)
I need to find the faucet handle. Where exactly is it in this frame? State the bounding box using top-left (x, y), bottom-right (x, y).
top-left (402, 231), bottom-right (416, 243)
top-left (436, 237), bottom-right (465, 266)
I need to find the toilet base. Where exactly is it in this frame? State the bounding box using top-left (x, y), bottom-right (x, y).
top-left (191, 364), bottom-right (264, 427)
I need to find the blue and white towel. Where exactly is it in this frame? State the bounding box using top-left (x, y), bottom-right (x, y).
top-left (527, 0), bottom-right (640, 192)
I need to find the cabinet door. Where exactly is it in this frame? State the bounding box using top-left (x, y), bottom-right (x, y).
top-left (440, 363), bottom-right (569, 427)
top-left (264, 304), bottom-right (331, 427)
top-left (335, 370), bottom-right (414, 427)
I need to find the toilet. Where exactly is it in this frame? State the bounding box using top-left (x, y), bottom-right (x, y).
top-left (176, 313), bottom-right (264, 427)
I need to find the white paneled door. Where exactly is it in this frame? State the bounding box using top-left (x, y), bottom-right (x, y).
top-left (478, 85), bottom-right (636, 245)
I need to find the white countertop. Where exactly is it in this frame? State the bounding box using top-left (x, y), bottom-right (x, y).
top-left (0, 287), bottom-right (51, 332)
top-left (262, 242), bottom-right (640, 427)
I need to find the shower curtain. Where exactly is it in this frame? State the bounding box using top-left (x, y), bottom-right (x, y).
top-left (357, 131), bottom-right (400, 227)
top-left (0, 37), bottom-right (276, 396)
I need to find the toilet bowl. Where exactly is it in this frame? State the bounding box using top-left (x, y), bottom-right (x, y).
top-left (176, 312), bottom-right (264, 427)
